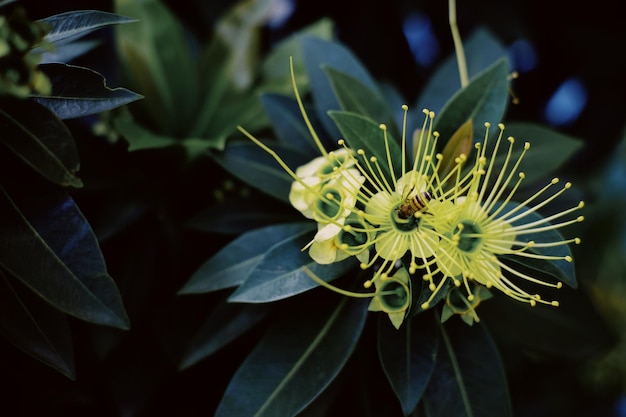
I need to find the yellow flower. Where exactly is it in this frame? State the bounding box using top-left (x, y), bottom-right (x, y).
top-left (367, 267), bottom-right (411, 329)
top-left (421, 122), bottom-right (584, 309)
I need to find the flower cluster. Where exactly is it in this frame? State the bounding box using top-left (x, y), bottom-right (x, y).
top-left (238, 64), bottom-right (583, 329)
top-left (0, 6), bottom-right (51, 98)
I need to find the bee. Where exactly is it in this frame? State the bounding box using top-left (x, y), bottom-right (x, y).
top-left (396, 187), bottom-right (432, 219)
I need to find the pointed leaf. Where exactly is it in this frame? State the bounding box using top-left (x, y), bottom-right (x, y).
top-left (0, 182), bottom-right (130, 329)
top-left (480, 289), bottom-right (613, 360)
top-left (329, 110), bottom-right (402, 185)
top-left (212, 140), bottom-right (311, 203)
top-left (423, 317), bottom-right (512, 417)
top-left (0, 270), bottom-right (75, 379)
top-left (260, 93), bottom-right (319, 154)
top-left (301, 36), bottom-right (379, 139)
top-left (378, 312), bottom-right (439, 415)
top-left (179, 301), bottom-right (271, 370)
top-left (179, 223), bottom-right (314, 294)
top-left (0, 97), bottom-right (82, 187)
top-left (261, 18), bottom-right (335, 95)
top-left (417, 28), bottom-right (507, 115)
top-left (439, 118), bottom-right (473, 178)
top-left (115, 0), bottom-right (199, 135)
top-left (40, 39), bottom-right (101, 64)
top-left (184, 196), bottom-right (302, 235)
top-left (433, 58), bottom-right (509, 147)
top-left (229, 228), bottom-right (356, 303)
top-left (40, 10), bottom-right (138, 45)
top-left (323, 66), bottom-right (400, 139)
top-left (215, 296), bottom-right (368, 417)
top-left (114, 115), bottom-right (178, 151)
top-left (33, 64), bottom-right (143, 119)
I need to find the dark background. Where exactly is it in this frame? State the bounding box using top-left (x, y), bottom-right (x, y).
top-left (4, 0), bottom-right (626, 416)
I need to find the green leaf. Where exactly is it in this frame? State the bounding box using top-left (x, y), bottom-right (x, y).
top-left (215, 296), bottom-right (368, 417)
top-left (0, 270), bottom-right (75, 379)
top-left (433, 58), bottom-right (510, 147)
top-left (178, 301), bottom-right (271, 370)
top-left (179, 223), bottom-right (315, 294)
top-left (423, 317), bottom-right (512, 417)
top-left (40, 39), bottom-right (101, 64)
top-left (480, 290), bottom-right (614, 360)
top-left (496, 201), bottom-right (577, 288)
top-left (211, 140), bottom-right (311, 204)
top-left (33, 64), bottom-right (143, 119)
top-left (0, 182), bottom-right (130, 329)
top-left (260, 93), bottom-right (320, 154)
top-left (494, 122), bottom-right (584, 184)
top-left (416, 28), bottom-right (507, 115)
top-left (114, 114), bottom-right (178, 151)
top-left (40, 10), bottom-right (138, 45)
top-left (0, 97), bottom-right (82, 188)
top-left (229, 228), bottom-right (356, 303)
top-left (261, 18), bottom-right (335, 95)
top-left (184, 196), bottom-right (302, 235)
top-left (329, 110), bottom-right (403, 185)
top-left (301, 36), bottom-right (379, 139)
top-left (378, 312), bottom-right (439, 416)
top-left (323, 66), bottom-right (400, 139)
top-left (114, 0), bottom-right (199, 136)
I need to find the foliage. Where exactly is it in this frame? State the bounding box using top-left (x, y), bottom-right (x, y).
top-left (0, 3), bottom-right (140, 379)
top-left (2, 0), bottom-right (625, 416)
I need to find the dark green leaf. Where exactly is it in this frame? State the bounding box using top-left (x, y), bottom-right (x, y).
top-left (329, 110), bottom-right (403, 185)
top-left (115, 0), bottom-right (199, 135)
top-left (433, 58), bottom-right (509, 147)
top-left (0, 97), bottom-right (82, 187)
top-left (423, 317), bottom-right (512, 417)
top-left (179, 222), bottom-right (315, 294)
top-left (260, 93), bottom-right (320, 154)
top-left (33, 64), bottom-right (143, 119)
top-left (184, 196), bottom-right (302, 235)
top-left (323, 66), bottom-right (400, 139)
top-left (40, 10), bottom-right (138, 45)
top-left (179, 301), bottom-right (271, 370)
top-left (378, 312), bottom-right (439, 416)
top-left (480, 290), bottom-right (614, 360)
top-left (0, 270), bottom-right (75, 379)
top-left (261, 18), bottom-right (335, 95)
top-left (0, 183), bottom-right (130, 329)
top-left (40, 39), bottom-right (101, 64)
top-left (496, 201), bottom-right (577, 288)
top-left (114, 114), bottom-right (178, 152)
top-left (211, 140), bottom-right (311, 203)
top-left (229, 228), bottom-right (356, 303)
top-left (494, 122), bottom-right (584, 184)
top-left (301, 36), bottom-right (379, 139)
top-left (416, 28), bottom-right (506, 116)
top-left (215, 296), bottom-right (368, 417)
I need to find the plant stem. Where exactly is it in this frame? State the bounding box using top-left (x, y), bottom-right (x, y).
top-left (449, 0), bottom-right (469, 88)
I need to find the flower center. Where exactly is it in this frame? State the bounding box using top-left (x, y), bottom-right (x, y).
top-left (320, 155), bottom-right (347, 175)
top-left (391, 204), bottom-right (419, 232)
top-left (454, 221), bottom-right (482, 253)
top-left (315, 187), bottom-right (343, 220)
top-left (378, 279), bottom-right (409, 312)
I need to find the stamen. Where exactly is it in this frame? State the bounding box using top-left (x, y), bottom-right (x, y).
top-left (289, 57), bottom-right (327, 156)
top-left (303, 267), bottom-right (375, 298)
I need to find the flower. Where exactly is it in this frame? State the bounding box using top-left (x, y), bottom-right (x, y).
top-left (420, 122), bottom-right (584, 309)
top-left (367, 267), bottom-right (411, 329)
top-left (0, 7), bottom-right (51, 97)
top-left (237, 57), bottom-right (583, 327)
